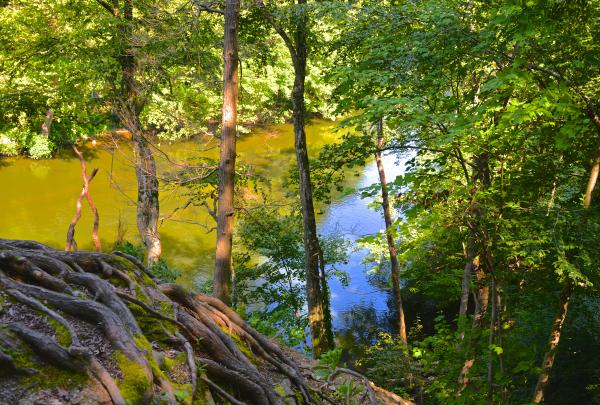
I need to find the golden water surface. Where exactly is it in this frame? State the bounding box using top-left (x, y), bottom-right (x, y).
top-left (0, 119), bottom-right (341, 287)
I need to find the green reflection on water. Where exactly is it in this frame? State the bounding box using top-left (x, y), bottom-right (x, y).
top-left (0, 119), bottom-right (342, 288)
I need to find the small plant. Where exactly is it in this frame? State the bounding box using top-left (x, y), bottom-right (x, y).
top-left (113, 240), bottom-right (145, 262)
top-left (235, 207), bottom-right (350, 348)
top-left (337, 380), bottom-right (364, 404)
top-left (313, 348), bottom-right (342, 379)
top-left (149, 259), bottom-right (181, 284)
top-left (358, 332), bottom-right (426, 399)
top-left (195, 278), bottom-right (213, 295)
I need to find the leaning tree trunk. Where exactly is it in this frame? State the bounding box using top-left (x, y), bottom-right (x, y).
top-left (0, 238), bottom-right (314, 405)
top-left (120, 0), bottom-right (162, 265)
top-left (532, 283), bottom-right (573, 403)
top-left (532, 100), bottom-right (600, 403)
top-left (374, 119), bottom-right (406, 343)
top-left (214, 0), bottom-right (240, 305)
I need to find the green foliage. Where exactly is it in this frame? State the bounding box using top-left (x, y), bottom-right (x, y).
top-left (148, 259), bottom-right (181, 284)
top-left (0, 132), bottom-right (20, 156)
top-left (0, 125), bottom-right (56, 159)
top-left (113, 241), bottom-right (145, 263)
top-left (357, 332), bottom-right (425, 399)
top-left (313, 347), bottom-right (342, 379)
top-left (234, 206), bottom-right (349, 348)
top-left (112, 240), bottom-right (179, 283)
top-left (27, 135), bottom-right (54, 159)
top-left (318, 0), bottom-right (600, 402)
top-left (0, 0), bottom-right (335, 158)
top-left (2, 0), bottom-right (600, 402)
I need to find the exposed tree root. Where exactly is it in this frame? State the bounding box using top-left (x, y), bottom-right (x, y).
top-left (0, 238), bottom-right (410, 404)
top-left (0, 239), bottom-right (312, 404)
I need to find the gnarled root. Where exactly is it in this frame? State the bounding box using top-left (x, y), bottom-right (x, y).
top-left (0, 238), bottom-right (311, 404)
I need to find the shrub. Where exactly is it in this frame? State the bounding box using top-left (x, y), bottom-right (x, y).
top-left (28, 135), bottom-right (54, 159)
top-left (0, 135), bottom-right (19, 156)
top-left (113, 241), bottom-right (145, 262)
top-left (149, 259), bottom-right (181, 284)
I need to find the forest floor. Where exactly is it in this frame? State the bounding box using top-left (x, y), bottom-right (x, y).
top-left (0, 238), bottom-right (410, 405)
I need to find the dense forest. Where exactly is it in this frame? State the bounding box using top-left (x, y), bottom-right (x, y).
top-left (1, 0), bottom-right (599, 404)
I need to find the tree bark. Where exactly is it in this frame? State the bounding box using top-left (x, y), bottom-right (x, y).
top-left (120, 0), bottom-right (162, 264)
top-left (458, 153), bottom-right (491, 391)
top-left (374, 119), bottom-right (406, 343)
top-left (41, 109), bottom-right (53, 138)
top-left (290, 0), bottom-right (333, 357)
top-left (583, 152), bottom-right (600, 208)
top-left (66, 147), bottom-right (101, 252)
top-left (532, 98), bottom-right (600, 402)
top-left (532, 282), bottom-right (573, 403)
top-left (214, 0), bottom-right (240, 305)
top-left (458, 238), bottom-right (475, 320)
top-left (132, 134), bottom-right (161, 264)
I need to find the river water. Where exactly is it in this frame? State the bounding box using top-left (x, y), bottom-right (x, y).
top-left (0, 119), bottom-right (403, 342)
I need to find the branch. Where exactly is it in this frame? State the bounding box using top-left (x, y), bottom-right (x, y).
top-left (255, 0), bottom-right (300, 68)
top-left (526, 64), bottom-right (600, 131)
top-left (454, 147), bottom-right (471, 184)
top-left (65, 151), bottom-right (99, 252)
top-left (193, 0), bottom-right (224, 14)
top-left (95, 0), bottom-right (118, 16)
top-left (72, 146), bottom-right (101, 252)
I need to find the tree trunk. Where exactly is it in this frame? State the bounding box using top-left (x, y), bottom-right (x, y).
top-left (120, 0), bottom-right (161, 265)
top-left (290, 0), bottom-right (333, 358)
top-left (487, 276), bottom-right (497, 405)
top-left (532, 102), bottom-right (600, 402)
top-left (532, 282), bottom-right (573, 403)
top-left (458, 153), bottom-right (491, 391)
top-left (374, 119), bottom-right (406, 343)
top-left (41, 109), bottom-right (53, 138)
top-left (583, 152), bottom-right (599, 208)
top-left (458, 238), bottom-right (475, 320)
top-left (213, 0), bottom-right (240, 305)
top-left (132, 133), bottom-right (161, 264)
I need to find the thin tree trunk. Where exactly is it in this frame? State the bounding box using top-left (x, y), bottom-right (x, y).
top-left (256, 0), bottom-right (333, 357)
top-left (374, 119), bottom-right (406, 343)
top-left (66, 161), bottom-right (99, 252)
top-left (72, 146), bottom-right (101, 252)
top-left (120, 0), bottom-right (161, 265)
top-left (532, 282), bottom-right (573, 403)
top-left (458, 154), bottom-right (491, 391)
top-left (291, 0), bottom-right (333, 358)
top-left (41, 109), bottom-right (54, 138)
top-left (473, 264), bottom-right (489, 327)
top-left (214, 0), bottom-right (240, 305)
top-left (583, 102), bottom-right (600, 208)
top-left (487, 276), bottom-right (497, 405)
top-left (532, 101), bottom-right (600, 402)
top-left (459, 238), bottom-right (475, 320)
top-left (583, 153), bottom-right (599, 208)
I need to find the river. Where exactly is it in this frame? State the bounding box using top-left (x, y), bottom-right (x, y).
top-left (0, 119), bottom-right (404, 344)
